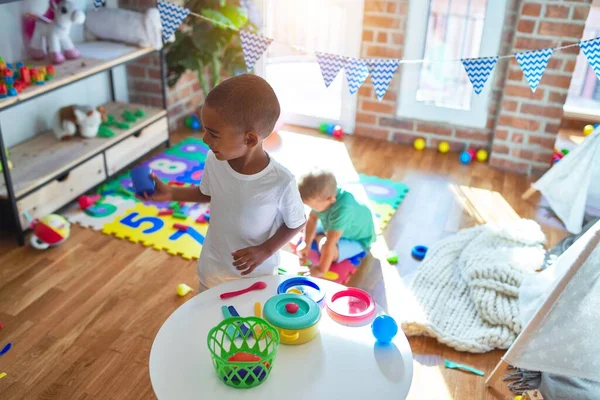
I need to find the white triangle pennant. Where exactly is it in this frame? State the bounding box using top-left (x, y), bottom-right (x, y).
top-left (579, 37), bottom-right (600, 81)
top-left (315, 52), bottom-right (347, 88)
top-left (515, 48), bottom-right (554, 93)
top-left (461, 56), bottom-right (498, 95)
top-left (157, 0), bottom-right (190, 42)
top-left (345, 58), bottom-right (370, 95)
top-left (239, 30), bottom-right (273, 71)
top-left (368, 59), bottom-right (401, 101)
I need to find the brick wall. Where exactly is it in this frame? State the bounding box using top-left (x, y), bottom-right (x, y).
top-left (491, 1), bottom-right (591, 175)
top-left (357, 0), bottom-right (591, 176)
top-left (119, 0), bottom-right (204, 130)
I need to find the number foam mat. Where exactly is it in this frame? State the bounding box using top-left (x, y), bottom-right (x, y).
top-left (64, 138), bottom-right (409, 268)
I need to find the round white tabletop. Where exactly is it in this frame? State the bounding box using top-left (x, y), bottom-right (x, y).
top-left (149, 275), bottom-right (413, 399)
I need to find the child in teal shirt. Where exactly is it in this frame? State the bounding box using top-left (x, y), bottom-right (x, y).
top-left (297, 169), bottom-right (376, 277)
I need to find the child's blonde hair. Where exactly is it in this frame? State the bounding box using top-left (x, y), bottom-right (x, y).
top-left (298, 169), bottom-right (337, 201)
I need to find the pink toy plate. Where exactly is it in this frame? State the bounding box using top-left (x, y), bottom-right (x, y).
top-left (326, 288), bottom-right (376, 326)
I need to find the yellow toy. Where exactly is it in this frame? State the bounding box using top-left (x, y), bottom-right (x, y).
top-left (413, 138), bottom-right (426, 150)
top-left (177, 283), bottom-right (193, 297)
top-left (476, 149), bottom-right (489, 162)
top-left (29, 214), bottom-right (70, 250)
top-left (438, 141), bottom-right (450, 153)
top-left (583, 124), bottom-right (594, 136)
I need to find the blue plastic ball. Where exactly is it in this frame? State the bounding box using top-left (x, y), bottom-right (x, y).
top-left (190, 119), bottom-right (200, 130)
top-left (326, 124), bottom-right (335, 135)
top-left (371, 315), bottom-right (398, 344)
top-left (459, 151), bottom-right (472, 165)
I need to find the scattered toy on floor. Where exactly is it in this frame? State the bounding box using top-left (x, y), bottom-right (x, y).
top-left (78, 194), bottom-right (101, 210)
top-left (185, 114), bottom-right (201, 130)
top-left (583, 124), bottom-right (594, 136)
top-left (0, 372), bottom-right (5, 379)
top-left (173, 223), bottom-right (188, 231)
top-left (443, 359), bottom-right (484, 376)
top-left (413, 138), bottom-right (426, 150)
top-left (411, 245), bottom-right (428, 260)
top-left (438, 141), bottom-right (450, 153)
top-left (386, 251), bottom-right (399, 264)
top-left (0, 342), bottom-right (11, 356)
top-left (476, 148), bottom-right (488, 162)
top-left (29, 214), bottom-right (71, 250)
top-left (459, 151), bottom-right (472, 165)
top-left (176, 283), bottom-right (193, 297)
top-left (131, 165), bottom-right (155, 197)
top-left (318, 123), bottom-right (344, 139)
top-left (372, 315), bottom-right (398, 344)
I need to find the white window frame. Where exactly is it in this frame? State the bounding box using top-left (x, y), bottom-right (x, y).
top-left (397, 0), bottom-right (508, 128)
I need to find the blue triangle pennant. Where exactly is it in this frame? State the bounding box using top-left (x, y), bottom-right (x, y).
top-left (515, 48), bottom-right (553, 93)
top-left (580, 37), bottom-right (600, 81)
top-left (345, 58), bottom-right (370, 95)
top-left (315, 52), bottom-right (347, 88)
top-left (368, 59), bottom-right (401, 101)
top-left (158, 0), bottom-right (190, 42)
top-left (239, 30), bottom-right (273, 71)
top-left (461, 56), bottom-right (498, 95)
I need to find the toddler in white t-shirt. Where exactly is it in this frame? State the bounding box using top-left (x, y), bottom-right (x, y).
top-left (143, 74), bottom-right (306, 290)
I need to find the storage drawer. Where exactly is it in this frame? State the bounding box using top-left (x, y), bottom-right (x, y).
top-left (17, 154), bottom-right (106, 231)
top-left (105, 117), bottom-right (168, 176)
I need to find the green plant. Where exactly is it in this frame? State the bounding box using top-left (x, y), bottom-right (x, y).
top-left (165, 0), bottom-right (256, 95)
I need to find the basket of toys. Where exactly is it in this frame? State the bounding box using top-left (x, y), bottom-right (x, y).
top-left (207, 316), bottom-right (280, 389)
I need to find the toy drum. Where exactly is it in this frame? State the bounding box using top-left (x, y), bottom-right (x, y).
top-left (276, 277), bottom-right (326, 306)
top-left (263, 294), bottom-right (321, 345)
top-left (326, 287), bottom-right (376, 326)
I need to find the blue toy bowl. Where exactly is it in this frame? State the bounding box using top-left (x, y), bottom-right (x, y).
top-left (277, 277), bottom-right (326, 306)
top-left (411, 245), bottom-right (428, 260)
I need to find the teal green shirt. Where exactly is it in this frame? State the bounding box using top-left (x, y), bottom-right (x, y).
top-left (314, 188), bottom-right (376, 251)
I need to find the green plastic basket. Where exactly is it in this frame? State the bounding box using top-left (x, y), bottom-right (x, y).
top-left (207, 316), bottom-right (280, 389)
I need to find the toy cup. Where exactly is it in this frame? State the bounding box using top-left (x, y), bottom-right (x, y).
top-left (131, 165), bottom-right (155, 197)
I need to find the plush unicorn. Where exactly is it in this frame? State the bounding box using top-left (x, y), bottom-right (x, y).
top-left (24, 0), bottom-right (86, 64)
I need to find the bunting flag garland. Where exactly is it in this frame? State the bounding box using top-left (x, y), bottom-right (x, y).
top-left (239, 30), bottom-right (273, 71)
top-left (345, 58), bottom-right (370, 95)
top-left (368, 58), bottom-right (401, 101)
top-left (515, 48), bottom-right (554, 93)
top-left (158, 0), bottom-right (190, 42)
top-left (93, 0), bottom-right (105, 9)
top-left (461, 57), bottom-right (498, 95)
top-left (316, 52), bottom-right (347, 88)
top-left (580, 37), bottom-right (600, 81)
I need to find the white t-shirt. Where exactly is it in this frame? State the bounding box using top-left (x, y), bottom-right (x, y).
top-left (197, 151), bottom-right (306, 287)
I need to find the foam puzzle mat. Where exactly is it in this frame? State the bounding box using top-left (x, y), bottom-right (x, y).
top-left (64, 137), bottom-right (409, 276)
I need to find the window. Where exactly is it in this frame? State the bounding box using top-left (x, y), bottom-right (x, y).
top-left (398, 0), bottom-right (507, 128)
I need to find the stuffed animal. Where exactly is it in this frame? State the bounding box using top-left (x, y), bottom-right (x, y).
top-left (29, 214), bottom-right (70, 250)
top-left (53, 105), bottom-right (106, 140)
top-left (24, 0), bottom-right (86, 64)
top-left (84, 8), bottom-right (162, 50)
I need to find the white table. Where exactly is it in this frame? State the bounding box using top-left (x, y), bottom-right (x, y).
top-left (149, 276), bottom-right (413, 399)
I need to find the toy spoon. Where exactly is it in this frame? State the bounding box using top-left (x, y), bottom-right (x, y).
top-left (220, 281), bottom-right (267, 299)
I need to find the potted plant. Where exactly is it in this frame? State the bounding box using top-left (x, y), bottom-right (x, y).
top-left (164, 0), bottom-right (257, 96)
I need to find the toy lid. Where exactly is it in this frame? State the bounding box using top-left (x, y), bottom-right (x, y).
top-left (263, 294), bottom-right (320, 330)
top-left (276, 277), bottom-right (325, 304)
top-left (326, 288), bottom-right (376, 322)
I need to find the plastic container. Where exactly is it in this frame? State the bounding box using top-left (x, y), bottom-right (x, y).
top-left (207, 316), bottom-right (280, 389)
top-left (131, 165), bottom-right (155, 197)
top-left (263, 294), bottom-right (321, 345)
top-left (326, 287), bottom-right (376, 326)
top-left (276, 277), bottom-right (326, 306)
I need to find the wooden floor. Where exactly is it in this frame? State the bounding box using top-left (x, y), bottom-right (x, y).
top-left (0, 127), bottom-right (567, 399)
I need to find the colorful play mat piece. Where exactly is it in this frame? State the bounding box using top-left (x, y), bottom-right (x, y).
top-left (64, 137), bottom-right (409, 276)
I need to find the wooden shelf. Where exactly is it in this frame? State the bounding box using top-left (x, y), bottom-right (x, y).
top-left (0, 42), bottom-right (155, 111)
top-left (0, 102), bottom-right (166, 199)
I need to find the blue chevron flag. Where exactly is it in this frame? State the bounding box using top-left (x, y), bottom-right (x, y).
top-left (368, 59), bottom-right (400, 101)
top-left (345, 58), bottom-right (370, 95)
top-left (316, 52), bottom-right (347, 88)
top-left (158, 1), bottom-right (190, 42)
top-left (240, 30), bottom-right (273, 71)
top-left (461, 57), bottom-right (498, 95)
top-left (93, 0), bottom-right (105, 8)
top-left (580, 37), bottom-right (600, 81)
top-left (515, 48), bottom-right (553, 93)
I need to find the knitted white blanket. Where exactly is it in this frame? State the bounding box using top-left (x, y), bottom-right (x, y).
top-left (400, 219), bottom-right (546, 353)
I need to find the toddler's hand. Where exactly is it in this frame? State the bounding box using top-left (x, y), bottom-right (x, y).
top-left (140, 174), bottom-right (172, 202)
top-left (232, 245), bottom-right (272, 276)
top-left (296, 240), bottom-right (310, 262)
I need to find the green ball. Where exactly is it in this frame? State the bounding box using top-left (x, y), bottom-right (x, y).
top-left (319, 123), bottom-right (328, 133)
top-left (185, 116), bottom-right (194, 128)
top-left (561, 149), bottom-right (569, 155)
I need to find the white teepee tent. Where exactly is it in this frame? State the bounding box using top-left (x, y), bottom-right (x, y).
top-left (523, 127), bottom-right (600, 234)
top-left (487, 219), bottom-right (600, 386)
